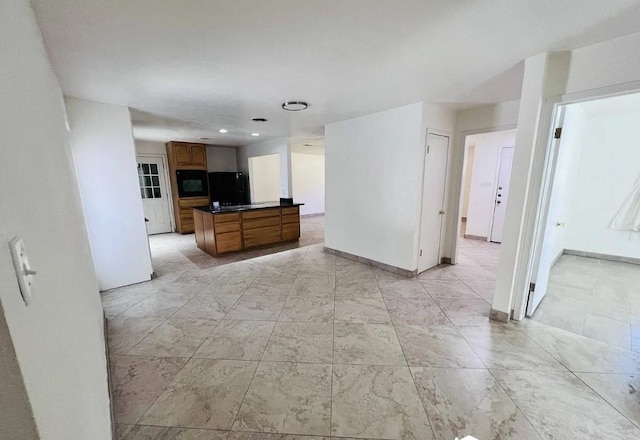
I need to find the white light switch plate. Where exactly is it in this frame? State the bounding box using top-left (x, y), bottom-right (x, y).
top-left (9, 237), bottom-right (36, 306)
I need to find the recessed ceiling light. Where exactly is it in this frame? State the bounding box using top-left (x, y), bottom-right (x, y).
top-left (252, 118), bottom-right (268, 122)
top-left (251, 133), bottom-right (260, 137)
top-left (282, 101), bottom-right (308, 111)
top-left (218, 128), bottom-right (228, 133)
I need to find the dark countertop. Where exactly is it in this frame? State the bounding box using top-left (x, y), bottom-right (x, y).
top-left (194, 201), bottom-right (304, 214)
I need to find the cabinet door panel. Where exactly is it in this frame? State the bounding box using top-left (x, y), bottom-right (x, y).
top-left (216, 232), bottom-right (242, 253)
top-left (189, 144), bottom-right (207, 167)
top-left (174, 143), bottom-right (191, 166)
top-left (282, 222), bottom-right (300, 241)
top-left (243, 225), bottom-right (282, 248)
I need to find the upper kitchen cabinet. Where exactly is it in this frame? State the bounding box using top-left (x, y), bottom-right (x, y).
top-left (166, 141), bottom-right (207, 169)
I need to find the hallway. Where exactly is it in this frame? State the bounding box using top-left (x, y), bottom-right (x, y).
top-left (103, 234), bottom-right (640, 439)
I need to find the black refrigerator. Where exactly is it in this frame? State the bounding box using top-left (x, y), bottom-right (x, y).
top-left (208, 172), bottom-right (250, 206)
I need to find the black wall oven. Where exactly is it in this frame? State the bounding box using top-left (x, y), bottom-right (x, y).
top-left (176, 170), bottom-right (209, 198)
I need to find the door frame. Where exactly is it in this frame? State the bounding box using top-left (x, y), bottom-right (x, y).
top-left (136, 153), bottom-right (176, 233)
top-left (451, 125), bottom-right (517, 264)
top-left (417, 128), bottom-right (452, 272)
top-left (510, 81), bottom-right (640, 321)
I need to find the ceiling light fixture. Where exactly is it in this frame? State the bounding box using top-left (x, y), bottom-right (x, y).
top-left (282, 101), bottom-right (308, 111)
top-left (218, 128), bottom-right (228, 133)
top-left (252, 118), bottom-right (268, 122)
top-left (251, 133), bottom-right (260, 137)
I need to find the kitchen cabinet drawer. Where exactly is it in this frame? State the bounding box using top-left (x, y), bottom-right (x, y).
top-left (242, 208), bottom-right (280, 220)
top-left (180, 198), bottom-right (209, 208)
top-left (282, 222), bottom-right (300, 241)
top-left (281, 213), bottom-right (299, 224)
top-left (243, 225), bottom-right (282, 248)
top-left (214, 212), bottom-right (240, 223)
top-left (215, 221), bottom-right (240, 233)
top-left (215, 231), bottom-right (242, 253)
top-left (243, 216), bottom-right (281, 230)
top-left (281, 206), bottom-right (299, 216)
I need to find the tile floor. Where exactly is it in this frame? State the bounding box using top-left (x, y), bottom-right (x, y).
top-left (103, 217), bottom-right (640, 440)
top-left (531, 254), bottom-right (640, 351)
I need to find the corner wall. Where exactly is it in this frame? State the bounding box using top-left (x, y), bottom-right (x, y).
top-left (325, 102), bottom-right (454, 271)
top-left (67, 98), bottom-right (153, 291)
top-left (0, 1), bottom-right (112, 438)
top-left (292, 152), bottom-right (325, 216)
top-left (236, 137), bottom-right (292, 199)
top-left (325, 103), bottom-right (425, 270)
top-left (496, 31), bottom-right (640, 320)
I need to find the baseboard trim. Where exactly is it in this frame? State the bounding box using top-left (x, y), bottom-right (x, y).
top-left (464, 234), bottom-right (487, 241)
top-left (324, 247), bottom-right (417, 278)
top-left (490, 308), bottom-right (510, 323)
top-left (563, 249), bottom-right (640, 266)
top-left (301, 212), bottom-right (325, 218)
top-left (550, 249), bottom-right (564, 268)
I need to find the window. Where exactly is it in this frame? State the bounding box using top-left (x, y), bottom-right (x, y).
top-left (137, 162), bottom-right (162, 199)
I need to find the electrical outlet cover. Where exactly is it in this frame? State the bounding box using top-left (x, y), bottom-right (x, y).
top-left (9, 237), bottom-right (35, 306)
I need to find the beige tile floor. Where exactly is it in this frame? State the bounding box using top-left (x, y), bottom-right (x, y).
top-left (104, 217), bottom-right (640, 440)
top-left (531, 254), bottom-right (640, 351)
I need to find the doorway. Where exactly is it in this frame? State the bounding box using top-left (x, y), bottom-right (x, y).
top-left (524, 92), bottom-right (640, 349)
top-left (248, 154), bottom-right (281, 203)
top-left (418, 132), bottom-right (449, 273)
top-left (136, 155), bottom-right (173, 235)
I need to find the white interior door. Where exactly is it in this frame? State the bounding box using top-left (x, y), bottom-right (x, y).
top-left (489, 147), bottom-right (514, 242)
top-left (418, 133), bottom-right (449, 273)
top-left (137, 156), bottom-right (172, 235)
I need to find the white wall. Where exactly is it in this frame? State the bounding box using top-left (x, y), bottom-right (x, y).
top-left (461, 143), bottom-right (475, 219)
top-left (207, 146), bottom-right (238, 172)
top-left (326, 102), bottom-right (454, 271)
top-left (0, 1), bottom-right (111, 438)
top-left (562, 102), bottom-right (640, 258)
top-left (236, 137), bottom-right (292, 200)
top-left (135, 140), bottom-right (165, 156)
top-left (292, 153), bottom-right (325, 215)
top-left (465, 130), bottom-right (516, 238)
top-left (67, 98), bottom-right (153, 291)
top-left (248, 154), bottom-right (281, 202)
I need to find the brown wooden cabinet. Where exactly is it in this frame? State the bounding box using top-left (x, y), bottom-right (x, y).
top-left (193, 205), bottom-right (302, 256)
top-left (166, 141), bottom-right (209, 233)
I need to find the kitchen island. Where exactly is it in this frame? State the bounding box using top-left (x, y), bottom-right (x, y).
top-left (193, 202), bottom-right (303, 256)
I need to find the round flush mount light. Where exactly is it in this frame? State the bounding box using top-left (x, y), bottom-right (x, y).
top-left (218, 128), bottom-right (228, 134)
top-left (251, 133), bottom-right (260, 137)
top-left (252, 118), bottom-right (268, 122)
top-left (282, 101), bottom-right (308, 111)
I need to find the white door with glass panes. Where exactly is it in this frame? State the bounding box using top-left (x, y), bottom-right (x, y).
top-left (137, 157), bottom-right (172, 234)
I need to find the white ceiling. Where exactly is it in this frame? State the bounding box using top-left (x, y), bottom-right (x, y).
top-left (32, 0), bottom-right (640, 147)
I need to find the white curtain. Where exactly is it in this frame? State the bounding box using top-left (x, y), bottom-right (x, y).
top-left (611, 173), bottom-right (640, 232)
